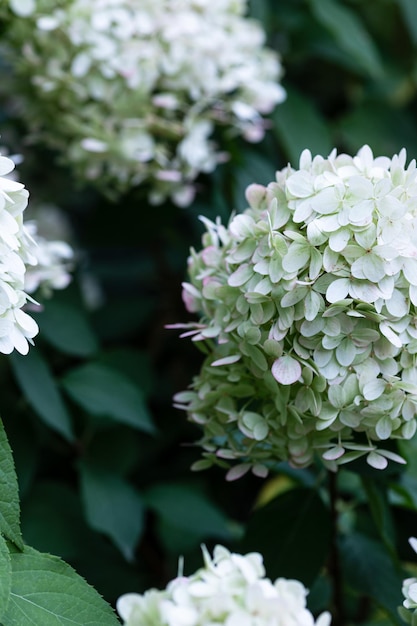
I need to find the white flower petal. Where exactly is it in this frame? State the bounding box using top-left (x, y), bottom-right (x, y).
top-left (271, 355), bottom-right (302, 385)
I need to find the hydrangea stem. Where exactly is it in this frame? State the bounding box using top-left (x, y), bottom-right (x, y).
top-left (328, 470), bottom-right (345, 626)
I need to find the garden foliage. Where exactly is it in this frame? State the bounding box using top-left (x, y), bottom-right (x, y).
top-left (1, 0), bottom-right (417, 624)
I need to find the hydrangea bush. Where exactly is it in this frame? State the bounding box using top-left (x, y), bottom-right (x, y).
top-left (117, 544), bottom-right (331, 626)
top-left (173, 145), bottom-right (417, 478)
top-left (3, 0), bottom-right (285, 205)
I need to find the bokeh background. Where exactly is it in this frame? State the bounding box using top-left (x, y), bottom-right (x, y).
top-left (2, 1), bottom-right (417, 623)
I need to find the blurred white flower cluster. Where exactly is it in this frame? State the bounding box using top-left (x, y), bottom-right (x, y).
top-left (173, 145), bottom-right (417, 478)
top-left (0, 152), bottom-right (74, 354)
top-left (0, 154), bottom-right (39, 354)
top-left (4, 0), bottom-right (285, 206)
top-left (1, 145), bottom-right (75, 298)
top-left (24, 220), bottom-right (73, 296)
top-left (117, 544), bottom-right (331, 626)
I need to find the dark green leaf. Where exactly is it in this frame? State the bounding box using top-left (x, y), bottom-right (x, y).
top-left (398, 0), bottom-right (417, 45)
top-left (79, 462), bottom-right (145, 562)
top-left (272, 88), bottom-right (333, 165)
top-left (0, 420), bottom-right (23, 550)
top-left (309, 0), bottom-right (383, 78)
top-left (337, 103), bottom-right (417, 157)
top-left (97, 349), bottom-right (154, 397)
top-left (61, 362), bottom-right (154, 434)
top-left (33, 299), bottom-right (98, 357)
top-left (2, 545), bottom-right (119, 625)
top-left (21, 482), bottom-right (88, 562)
top-left (9, 350), bottom-right (74, 442)
top-left (361, 477), bottom-right (397, 553)
top-left (240, 487), bottom-right (331, 586)
top-left (340, 532), bottom-right (404, 624)
top-left (144, 482), bottom-right (237, 541)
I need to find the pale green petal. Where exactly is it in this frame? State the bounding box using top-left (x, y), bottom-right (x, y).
top-left (336, 338), bottom-right (356, 366)
top-left (328, 385), bottom-right (346, 408)
top-left (306, 221), bottom-right (327, 246)
top-left (378, 194), bottom-right (407, 219)
top-left (385, 288), bottom-right (408, 317)
top-left (304, 290), bottom-right (322, 321)
top-left (282, 243), bottom-right (310, 273)
top-left (309, 187), bottom-right (340, 215)
top-left (403, 258), bottom-right (417, 286)
top-left (366, 451), bottom-right (388, 470)
top-left (329, 228), bottom-right (350, 252)
top-left (322, 446), bottom-right (345, 460)
top-left (281, 286), bottom-right (308, 307)
top-left (349, 199), bottom-right (373, 224)
top-left (348, 175), bottom-right (373, 198)
top-left (286, 171), bottom-right (313, 198)
top-left (309, 248), bottom-right (322, 280)
top-left (326, 278), bottom-right (350, 303)
top-left (300, 317), bottom-right (325, 337)
top-left (349, 280), bottom-right (381, 303)
top-left (354, 224), bottom-right (376, 249)
top-left (375, 416), bottom-right (392, 439)
top-left (228, 264), bottom-right (253, 287)
top-left (380, 321), bottom-right (403, 347)
top-left (363, 378), bottom-right (386, 401)
top-left (352, 253), bottom-right (385, 283)
top-left (211, 355), bottom-right (241, 366)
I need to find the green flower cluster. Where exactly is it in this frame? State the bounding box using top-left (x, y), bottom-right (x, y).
top-left (173, 146), bottom-right (417, 477)
top-left (2, 0), bottom-right (285, 205)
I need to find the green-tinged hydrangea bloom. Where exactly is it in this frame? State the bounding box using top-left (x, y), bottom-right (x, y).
top-left (172, 145), bottom-right (417, 477)
top-left (2, 0), bottom-right (285, 206)
top-left (117, 544), bottom-right (331, 626)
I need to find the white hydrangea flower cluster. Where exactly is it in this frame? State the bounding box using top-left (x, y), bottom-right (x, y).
top-left (173, 145), bottom-right (417, 478)
top-left (0, 154), bottom-right (39, 354)
top-left (4, 0), bottom-right (285, 206)
top-left (401, 538), bottom-right (417, 624)
top-left (0, 147), bottom-right (75, 297)
top-left (117, 544), bottom-right (331, 626)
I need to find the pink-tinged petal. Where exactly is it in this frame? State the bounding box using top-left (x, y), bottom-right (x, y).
top-left (366, 451), bottom-right (388, 470)
top-left (271, 355), bottom-right (302, 385)
top-left (226, 463), bottom-right (251, 481)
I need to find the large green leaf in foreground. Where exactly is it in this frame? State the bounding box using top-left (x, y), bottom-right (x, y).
top-left (2, 545), bottom-right (119, 626)
top-left (0, 534), bottom-right (11, 622)
top-left (0, 420), bottom-right (23, 550)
